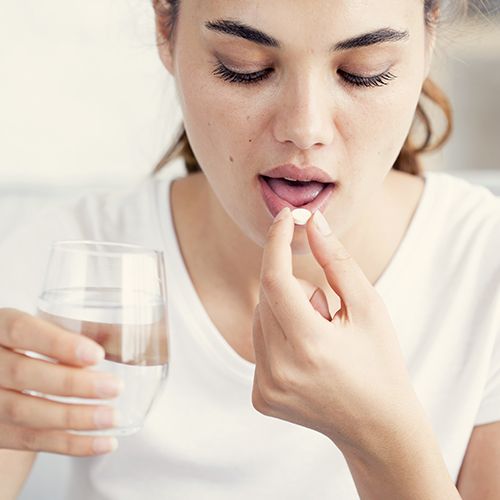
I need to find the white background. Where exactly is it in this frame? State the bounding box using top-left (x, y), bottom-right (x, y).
top-left (0, 0), bottom-right (182, 188)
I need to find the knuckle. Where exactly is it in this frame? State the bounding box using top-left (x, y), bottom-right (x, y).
top-left (20, 428), bottom-right (39, 451)
top-left (261, 272), bottom-right (280, 293)
top-left (60, 435), bottom-right (90, 456)
top-left (45, 332), bottom-right (61, 357)
top-left (7, 314), bottom-right (30, 347)
top-left (4, 397), bottom-right (22, 423)
top-left (251, 387), bottom-right (270, 416)
top-left (61, 370), bottom-right (78, 396)
top-left (270, 365), bottom-right (289, 391)
top-left (64, 406), bottom-right (81, 430)
top-left (58, 434), bottom-right (77, 455)
top-left (257, 380), bottom-right (277, 409)
top-left (325, 247), bottom-right (353, 266)
top-left (8, 359), bottom-right (26, 388)
top-left (301, 342), bottom-right (320, 370)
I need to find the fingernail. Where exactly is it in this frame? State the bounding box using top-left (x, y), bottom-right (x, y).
top-left (93, 437), bottom-right (119, 454)
top-left (274, 207), bottom-right (290, 223)
top-left (94, 377), bottom-right (125, 398)
top-left (313, 211), bottom-right (332, 236)
top-left (94, 407), bottom-right (121, 428)
top-left (76, 343), bottom-right (105, 364)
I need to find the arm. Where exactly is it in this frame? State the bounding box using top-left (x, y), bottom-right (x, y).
top-left (340, 420), bottom-right (500, 500)
top-left (456, 421), bottom-right (500, 499)
top-left (341, 417), bottom-right (461, 500)
top-left (0, 449), bottom-right (38, 500)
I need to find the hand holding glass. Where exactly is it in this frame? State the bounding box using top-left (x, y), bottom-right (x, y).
top-left (30, 241), bottom-right (169, 437)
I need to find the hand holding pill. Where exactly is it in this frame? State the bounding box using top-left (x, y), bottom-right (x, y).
top-left (251, 206), bottom-right (426, 459)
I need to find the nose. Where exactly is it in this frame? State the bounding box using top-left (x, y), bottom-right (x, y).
top-left (272, 70), bottom-right (335, 150)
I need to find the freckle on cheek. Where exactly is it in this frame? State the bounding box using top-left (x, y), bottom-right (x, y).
top-left (249, 139), bottom-right (252, 143)
top-left (229, 156), bottom-right (234, 163)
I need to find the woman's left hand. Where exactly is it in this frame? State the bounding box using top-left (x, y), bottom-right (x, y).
top-left (252, 207), bottom-right (426, 459)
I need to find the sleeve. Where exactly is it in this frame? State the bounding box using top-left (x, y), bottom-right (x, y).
top-left (473, 211), bottom-right (500, 426)
top-left (474, 322), bottom-right (500, 426)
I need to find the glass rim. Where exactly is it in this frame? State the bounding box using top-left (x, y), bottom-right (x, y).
top-left (51, 240), bottom-right (164, 258)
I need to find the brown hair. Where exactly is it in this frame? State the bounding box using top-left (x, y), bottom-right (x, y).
top-left (151, 0), bottom-right (467, 177)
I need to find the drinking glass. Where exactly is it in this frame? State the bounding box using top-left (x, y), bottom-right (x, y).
top-left (29, 240), bottom-right (169, 437)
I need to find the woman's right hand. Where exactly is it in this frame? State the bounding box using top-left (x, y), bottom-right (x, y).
top-left (0, 308), bottom-right (123, 456)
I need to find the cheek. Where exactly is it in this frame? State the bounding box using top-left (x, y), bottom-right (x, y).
top-left (339, 79), bottom-right (422, 173)
top-left (175, 55), bottom-right (262, 169)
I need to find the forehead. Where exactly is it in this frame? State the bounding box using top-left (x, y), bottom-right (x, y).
top-left (190, 0), bottom-right (422, 50)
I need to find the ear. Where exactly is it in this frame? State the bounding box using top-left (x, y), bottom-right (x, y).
top-left (153, 0), bottom-right (175, 75)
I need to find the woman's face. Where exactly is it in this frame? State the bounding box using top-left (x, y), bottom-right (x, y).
top-left (157, 0), bottom-right (434, 252)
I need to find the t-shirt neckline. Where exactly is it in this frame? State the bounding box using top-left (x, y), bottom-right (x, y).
top-left (155, 166), bottom-right (435, 378)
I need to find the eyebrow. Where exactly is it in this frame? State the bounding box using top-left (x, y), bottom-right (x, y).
top-left (204, 19), bottom-right (409, 52)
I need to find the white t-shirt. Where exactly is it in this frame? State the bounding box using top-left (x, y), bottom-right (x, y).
top-left (2, 158), bottom-right (500, 500)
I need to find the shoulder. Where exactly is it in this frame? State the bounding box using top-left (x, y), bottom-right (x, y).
top-left (421, 171), bottom-right (500, 246)
top-left (424, 170), bottom-right (500, 221)
top-left (422, 170), bottom-right (500, 297)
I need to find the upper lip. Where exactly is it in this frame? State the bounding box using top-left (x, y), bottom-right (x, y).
top-left (260, 164), bottom-right (335, 184)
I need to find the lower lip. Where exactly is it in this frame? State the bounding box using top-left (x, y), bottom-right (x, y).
top-left (258, 176), bottom-right (336, 219)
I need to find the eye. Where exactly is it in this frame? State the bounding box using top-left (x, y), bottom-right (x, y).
top-left (212, 62), bottom-right (273, 85)
top-left (212, 61), bottom-right (397, 89)
top-left (337, 69), bottom-right (397, 88)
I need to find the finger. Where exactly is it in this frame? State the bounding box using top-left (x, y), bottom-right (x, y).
top-left (252, 304), bottom-right (266, 364)
top-left (0, 346), bottom-right (124, 399)
top-left (260, 208), bottom-right (315, 331)
top-left (0, 309), bottom-right (105, 367)
top-left (251, 307), bottom-right (277, 417)
top-left (306, 212), bottom-right (376, 321)
top-left (0, 388), bottom-right (119, 430)
top-left (0, 422), bottom-right (118, 456)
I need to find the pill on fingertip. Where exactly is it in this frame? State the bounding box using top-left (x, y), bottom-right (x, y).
top-left (291, 208), bottom-right (312, 225)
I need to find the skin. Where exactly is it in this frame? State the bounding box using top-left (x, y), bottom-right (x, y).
top-left (158, 0), bottom-right (433, 359)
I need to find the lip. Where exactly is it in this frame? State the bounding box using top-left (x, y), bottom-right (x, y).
top-left (259, 176), bottom-right (336, 219)
top-left (260, 164), bottom-right (335, 184)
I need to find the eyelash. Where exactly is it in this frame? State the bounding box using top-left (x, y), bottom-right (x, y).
top-left (212, 62), bottom-right (397, 89)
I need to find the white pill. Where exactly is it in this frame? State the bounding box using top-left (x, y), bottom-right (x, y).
top-left (291, 208), bottom-right (312, 226)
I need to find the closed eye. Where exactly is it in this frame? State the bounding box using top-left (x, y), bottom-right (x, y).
top-left (212, 62), bottom-right (397, 88)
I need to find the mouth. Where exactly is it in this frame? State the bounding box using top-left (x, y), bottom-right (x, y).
top-left (258, 175), bottom-right (336, 218)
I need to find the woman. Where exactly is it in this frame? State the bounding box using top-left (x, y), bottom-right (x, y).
top-left (0, 0), bottom-right (499, 498)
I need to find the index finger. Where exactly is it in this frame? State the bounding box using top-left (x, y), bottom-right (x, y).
top-left (305, 212), bottom-right (378, 321)
top-left (0, 308), bottom-right (105, 367)
top-left (260, 208), bottom-right (315, 331)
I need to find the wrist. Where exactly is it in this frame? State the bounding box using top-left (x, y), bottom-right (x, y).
top-left (337, 419), bottom-right (461, 500)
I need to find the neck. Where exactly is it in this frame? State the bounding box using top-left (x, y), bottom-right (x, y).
top-left (171, 170), bottom-right (399, 318)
